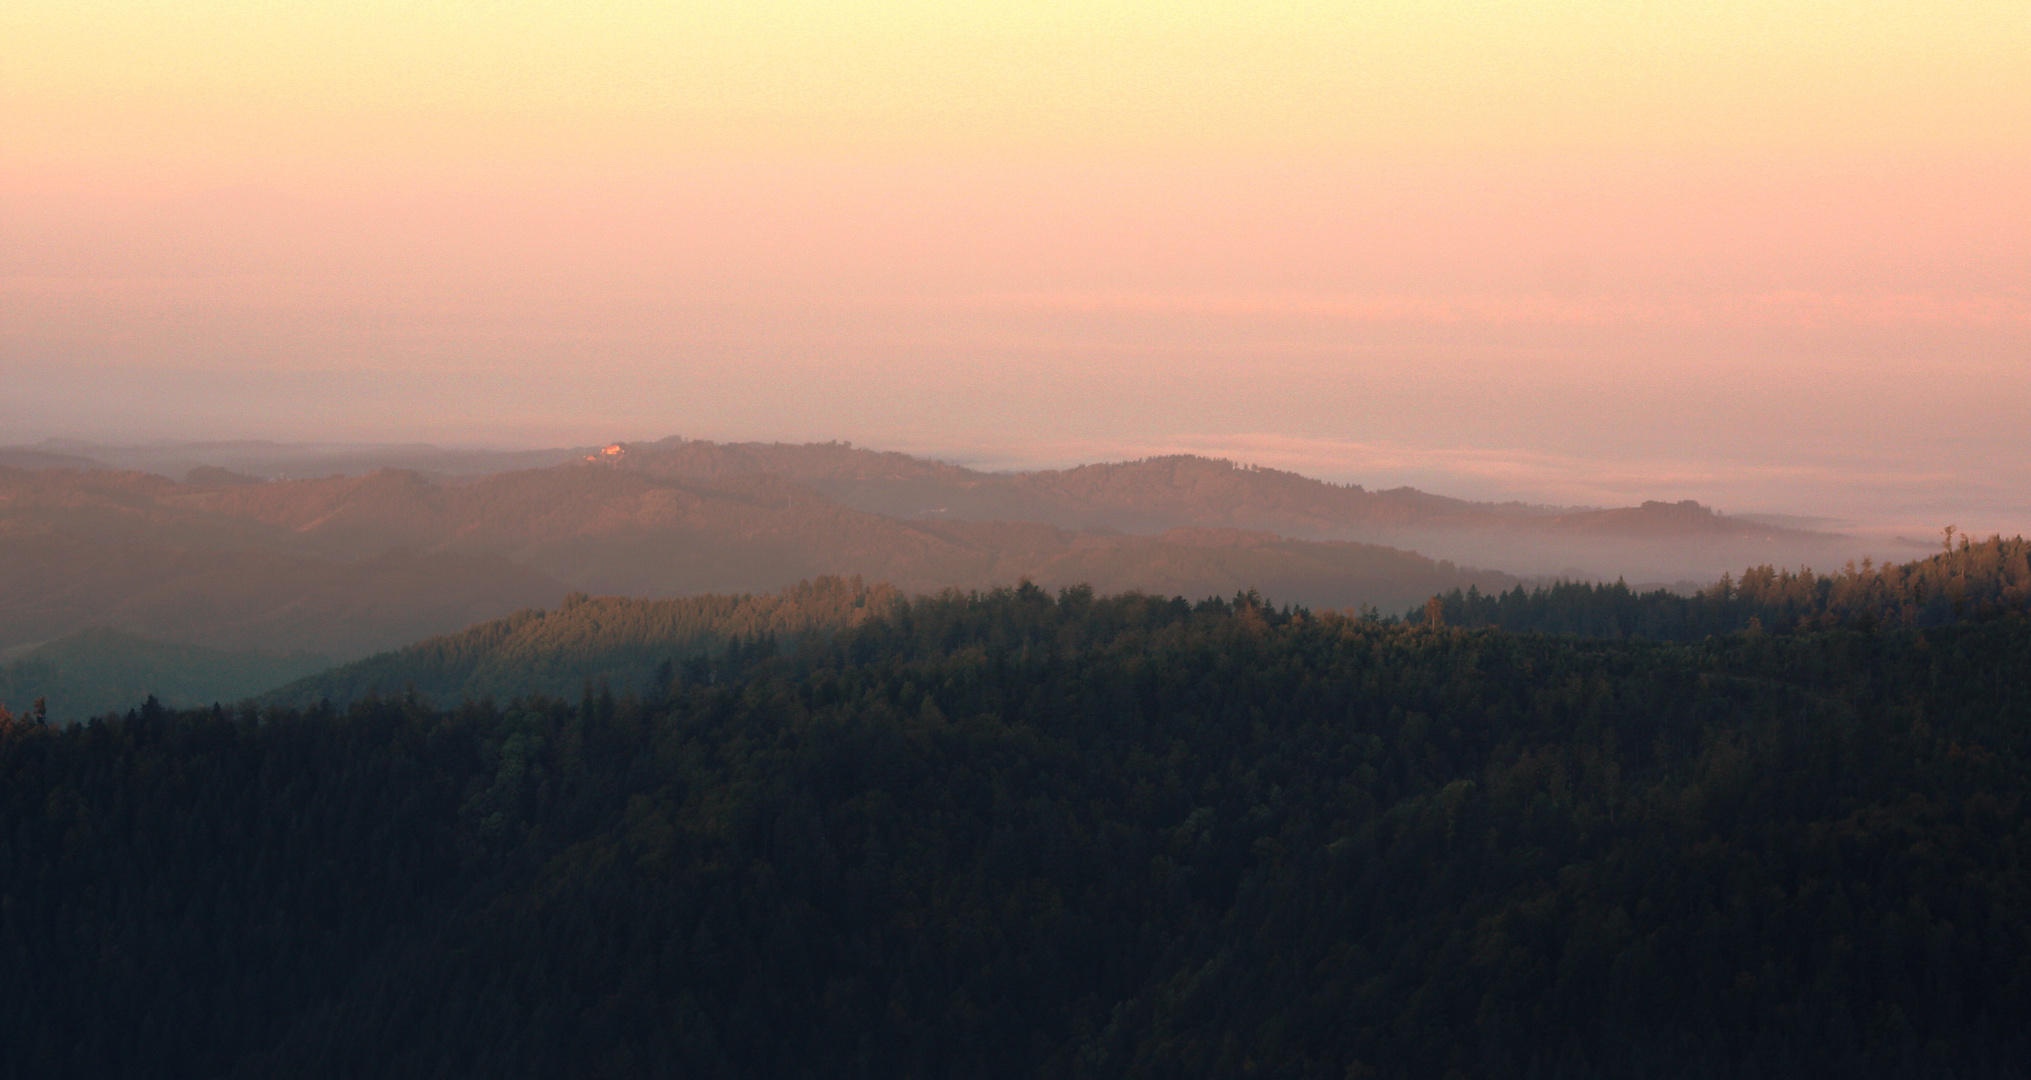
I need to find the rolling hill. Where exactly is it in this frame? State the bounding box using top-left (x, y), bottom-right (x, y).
top-left (611, 438), bottom-right (1870, 579)
top-left (270, 576), bottom-right (903, 706)
top-left (614, 437), bottom-right (1797, 538)
top-left (0, 531), bottom-right (567, 660)
top-left (0, 456), bottom-right (1520, 660)
top-left (272, 535), bottom-right (2031, 711)
top-left (0, 436), bottom-right (1873, 668)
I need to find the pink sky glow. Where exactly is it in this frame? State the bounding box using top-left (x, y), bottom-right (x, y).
top-left (4, 3), bottom-right (2028, 537)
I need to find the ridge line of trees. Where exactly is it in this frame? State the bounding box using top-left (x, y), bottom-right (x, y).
top-left (1409, 534), bottom-right (2031, 640)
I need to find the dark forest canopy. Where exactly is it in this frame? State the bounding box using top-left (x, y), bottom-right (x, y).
top-left (1412, 534), bottom-right (2031, 640)
top-left (4, 583), bottom-right (2030, 1077)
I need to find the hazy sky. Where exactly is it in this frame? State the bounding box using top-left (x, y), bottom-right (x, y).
top-left (5, 1), bottom-right (2028, 531)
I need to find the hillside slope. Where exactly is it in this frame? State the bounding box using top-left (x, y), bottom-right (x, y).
top-left (5, 588), bottom-right (2029, 1077)
top-left (0, 459), bottom-right (1516, 657)
top-left (1415, 534), bottom-right (2031, 638)
top-left (275, 536), bottom-right (2031, 711)
top-left (0, 437), bottom-right (1877, 660)
top-left (612, 438), bottom-right (1870, 579)
top-left (0, 530), bottom-right (566, 659)
top-left (617, 437), bottom-right (1812, 539)
top-left (274, 576), bottom-right (903, 705)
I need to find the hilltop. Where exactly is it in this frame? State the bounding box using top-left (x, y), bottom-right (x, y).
top-left (613, 437), bottom-right (1797, 539)
top-left (608, 438), bottom-right (1863, 579)
top-left (0, 436), bottom-right (1867, 664)
top-left (273, 577), bottom-right (902, 706)
top-left (264, 534), bottom-right (2031, 712)
top-left (0, 454), bottom-right (1516, 659)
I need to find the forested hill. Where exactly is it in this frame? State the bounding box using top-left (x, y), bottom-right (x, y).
top-left (5, 586), bottom-right (2030, 1077)
top-left (276, 539), bottom-right (2031, 712)
top-left (273, 576), bottom-right (902, 706)
top-left (0, 435), bottom-right (1867, 663)
top-left (1417, 534), bottom-right (2031, 639)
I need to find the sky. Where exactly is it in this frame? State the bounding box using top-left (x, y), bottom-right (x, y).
top-left (4, 1), bottom-right (2029, 532)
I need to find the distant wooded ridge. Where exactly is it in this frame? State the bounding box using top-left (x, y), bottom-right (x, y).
top-left (0, 450), bottom-right (1511, 660)
top-left (2, 434), bottom-right (1825, 540)
top-left (271, 576), bottom-right (905, 708)
top-left (1416, 534), bottom-right (2031, 639)
top-left (255, 536), bottom-right (2031, 714)
top-left (0, 435), bottom-right (1977, 719)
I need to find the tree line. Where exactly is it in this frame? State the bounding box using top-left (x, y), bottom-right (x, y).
top-left (1412, 533), bottom-right (2031, 639)
top-left (4, 576), bottom-right (2029, 1077)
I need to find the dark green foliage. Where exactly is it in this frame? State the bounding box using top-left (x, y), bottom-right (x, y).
top-left (0, 695), bottom-right (471, 1077)
top-left (1416, 534), bottom-right (2031, 639)
top-left (5, 584), bottom-right (2030, 1077)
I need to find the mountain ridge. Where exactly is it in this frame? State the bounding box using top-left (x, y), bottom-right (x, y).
top-left (0, 457), bottom-right (1517, 657)
top-left (0, 437), bottom-right (1868, 660)
top-left (611, 437), bottom-right (1791, 540)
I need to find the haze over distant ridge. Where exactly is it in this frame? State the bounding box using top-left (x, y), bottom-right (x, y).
top-left (0, 434), bottom-right (1898, 671)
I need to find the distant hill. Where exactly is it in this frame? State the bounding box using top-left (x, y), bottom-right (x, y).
top-left (616, 437), bottom-right (1800, 539)
top-left (141, 460), bottom-right (1510, 605)
top-left (262, 531), bottom-right (1510, 706)
top-left (1417, 534), bottom-right (2031, 638)
top-left (0, 448), bottom-right (112, 471)
top-left (280, 537), bottom-right (2031, 715)
top-left (0, 436), bottom-right (1870, 662)
top-left (0, 465), bottom-right (299, 551)
top-left (610, 438), bottom-right (1865, 580)
top-left (181, 465), bottom-right (265, 488)
top-left (616, 438), bottom-right (1539, 530)
top-left (0, 528), bottom-right (567, 661)
top-left (270, 576), bottom-right (903, 706)
top-left (0, 628), bottom-right (328, 721)
top-left (0, 457), bottom-right (1518, 661)
top-left (0, 435), bottom-right (1849, 550)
